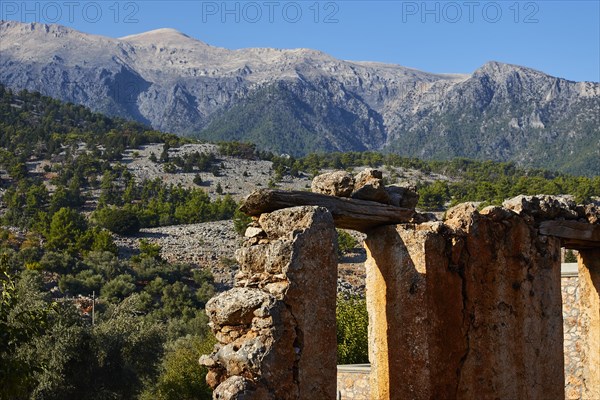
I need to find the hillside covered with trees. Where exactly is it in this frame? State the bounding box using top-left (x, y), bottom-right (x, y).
top-left (0, 86), bottom-right (237, 399)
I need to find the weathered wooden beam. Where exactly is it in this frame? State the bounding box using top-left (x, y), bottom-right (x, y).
top-left (539, 220), bottom-right (600, 250)
top-left (239, 189), bottom-right (414, 232)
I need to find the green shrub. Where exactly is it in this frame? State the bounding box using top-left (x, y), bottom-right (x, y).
top-left (417, 181), bottom-right (450, 211)
top-left (140, 334), bottom-right (216, 400)
top-left (564, 249), bottom-right (577, 263)
top-left (58, 270), bottom-right (104, 295)
top-left (101, 274), bottom-right (136, 303)
top-left (232, 209), bottom-right (252, 236)
top-left (90, 228), bottom-right (119, 254)
top-left (24, 262), bottom-right (42, 271)
top-left (46, 208), bottom-right (87, 253)
top-left (94, 207), bottom-right (141, 236)
top-left (139, 239), bottom-right (162, 260)
top-left (337, 229), bottom-right (358, 256)
top-left (163, 162), bottom-right (177, 173)
top-left (84, 251), bottom-right (125, 280)
top-left (336, 296), bottom-right (368, 364)
top-left (38, 251), bottom-right (80, 274)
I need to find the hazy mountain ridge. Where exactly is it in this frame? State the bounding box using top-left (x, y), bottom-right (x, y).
top-left (1, 21), bottom-right (598, 174)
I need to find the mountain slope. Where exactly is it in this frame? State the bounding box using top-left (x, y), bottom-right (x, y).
top-left (198, 80), bottom-right (387, 156)
top-left (0, 21), bottom-right (598, 174)
top-left (386, 62), bottom-right (599, 170)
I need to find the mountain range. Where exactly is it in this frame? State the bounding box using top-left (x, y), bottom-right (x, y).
top-left (0, 20), bottom-right (598, 175)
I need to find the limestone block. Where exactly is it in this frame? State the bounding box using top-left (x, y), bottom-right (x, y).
top-left (351, 168), bottom-right (390, 204)
top-left (206, 288), bottom-right (271, 327)
top-left (502, 195), bottom-right (580, 220)
top-left (385, 185), bottom-right (419, 209)
top-left (311, 171), bottom-right (355, 197)
top-left (212, 376), bottom-right (273, 400)
top-left (204, 206), bottom-right (337, 400)
top-left (258, 206), bottom-right (326, 239)
top-left (364, 204), bottom-right (564, 400)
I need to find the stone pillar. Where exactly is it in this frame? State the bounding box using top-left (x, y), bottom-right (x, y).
top-left (578, 249), bottom-right (600, 400)
top-left (364, 222), bottom-right (449, 400)
top-left (364, 204), bottom-right (565, 400)
top-left (201, 206), bottom-right (338, 399)
top-left (446, 205), bottom-right (564, 400)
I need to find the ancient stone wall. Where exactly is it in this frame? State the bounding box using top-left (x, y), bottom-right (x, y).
top-left (365, 203), bottom-right (565, 400)
top-left (201, 206), bottom-right (338, 399)
top-left (562, 272), bottom-right (584, 399)
top-left (203, 175), bottom-right (600, 400)
top-left (336, 365), bottom-right (370, 400)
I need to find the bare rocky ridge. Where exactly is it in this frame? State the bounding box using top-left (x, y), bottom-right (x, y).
top-left (121, 143), bottom-right (312, 200)
top-left (1, 21), bottom-right (598, 173)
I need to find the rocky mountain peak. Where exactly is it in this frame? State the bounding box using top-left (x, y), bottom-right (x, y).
top-left (0, 21), bottom-right (597, 175)
top-left (474, 61), bottom-right (548, 81)
top-left (119, 27), bottom-right (209, 48)
top-left (120, 27), bottom-right (189, 39)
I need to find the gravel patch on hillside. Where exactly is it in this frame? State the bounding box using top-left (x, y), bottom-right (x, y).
top-left (115, 220), bottom-right (242, 290)
top-left (115, 220), bottom-right (369, 296)
top-left (122, 144), bottom-right (312, 201)
top-left (120, 143), bottom-right (449, 202)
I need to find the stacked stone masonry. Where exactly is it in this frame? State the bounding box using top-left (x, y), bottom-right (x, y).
top-left (203, 174), bottom-right (600, 400)
top-left (336, 366), bottom-right (370, 400)
top-left (562, 273), bottom-right (584, 400)
top-left (201, 206), bottom-right (338, 399)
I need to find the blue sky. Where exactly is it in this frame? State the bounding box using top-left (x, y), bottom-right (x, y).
top-left (3, 1), bottom-right (599, 81)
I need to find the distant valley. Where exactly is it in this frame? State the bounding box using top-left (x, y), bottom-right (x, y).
top-left (0, 21), bottom-right (598, 175)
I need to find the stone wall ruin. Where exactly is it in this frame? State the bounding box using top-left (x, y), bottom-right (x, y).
top-left (202, 170), bottom-right (600, 400)
top-left (365, 204), bottom-right (565, 399)
top-left (201, 206), bottom-right (338, 399)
